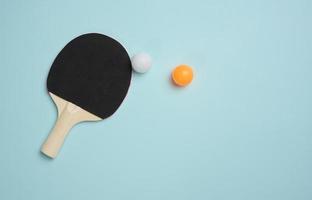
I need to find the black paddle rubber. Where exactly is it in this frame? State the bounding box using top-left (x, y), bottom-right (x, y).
top-left (47, 33), bottom-right (132, 119)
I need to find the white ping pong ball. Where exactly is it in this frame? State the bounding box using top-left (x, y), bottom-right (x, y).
top-left (131, 53), bottom-right (152, 73)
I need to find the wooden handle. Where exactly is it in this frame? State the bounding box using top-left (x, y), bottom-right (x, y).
top-left (42, 95), bottom-right (102, 158)
top-left (41, 109), bottom-right (75, 158)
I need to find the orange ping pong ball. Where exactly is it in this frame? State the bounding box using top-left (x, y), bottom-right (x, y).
top-left (172, 65), bottom-right (194, 86)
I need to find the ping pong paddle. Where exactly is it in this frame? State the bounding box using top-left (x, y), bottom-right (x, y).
top-left (41, 33), bottom-right (132, 158)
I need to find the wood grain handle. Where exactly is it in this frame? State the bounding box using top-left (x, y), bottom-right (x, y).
top-left (41, 110), bottom-right (75, 158)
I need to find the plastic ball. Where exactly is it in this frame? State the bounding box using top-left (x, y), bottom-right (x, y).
top-left (172, 64), bottom-right (194, 86)
top-left (131, 53), bottom-right (152, 73)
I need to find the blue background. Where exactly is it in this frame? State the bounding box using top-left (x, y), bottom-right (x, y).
top-left (1, 0), bottom-right (311, 199)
